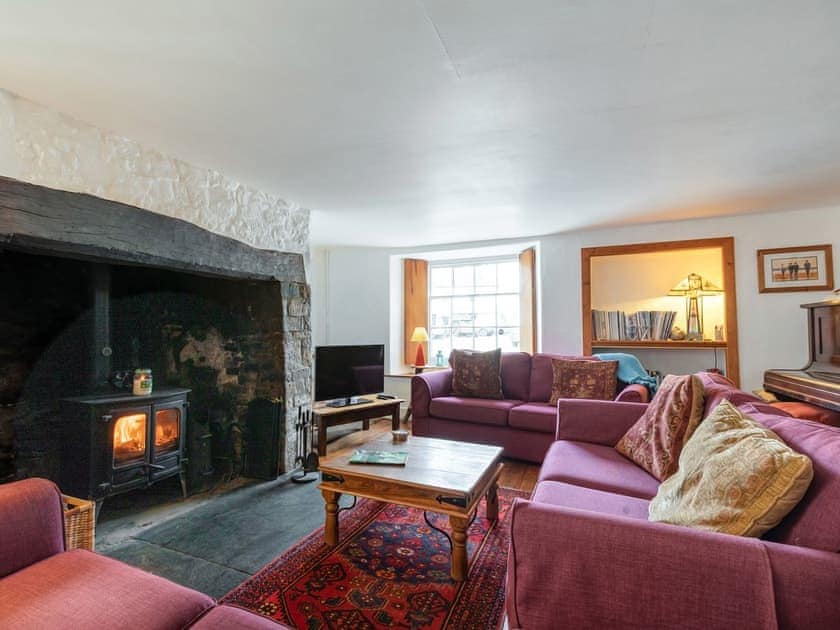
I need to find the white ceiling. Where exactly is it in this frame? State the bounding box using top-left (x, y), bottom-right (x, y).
top-left (1, 1), bottom-right (840, 247)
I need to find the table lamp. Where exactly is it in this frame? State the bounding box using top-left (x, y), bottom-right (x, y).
top-left (410, 326), bottom-right (429, 370)
top-left (667, 273), bottom-right (724, 341)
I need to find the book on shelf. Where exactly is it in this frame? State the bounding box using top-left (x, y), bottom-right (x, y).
top-left (591, 309), bottom-right (678, 342)
top-left (349, 450), bottom-right (409, 465)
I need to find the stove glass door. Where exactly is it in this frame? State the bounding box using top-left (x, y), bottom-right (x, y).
top-left (154, 407), bottom-right (180, 456)
top-left (113, 412), bottom-right (148, 467)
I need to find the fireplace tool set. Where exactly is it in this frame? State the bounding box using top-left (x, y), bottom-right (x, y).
top-left (291, 405), bottom-right (319, 483)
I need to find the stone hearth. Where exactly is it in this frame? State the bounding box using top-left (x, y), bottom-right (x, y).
top-left (0, 176), bottom-right (310, 492)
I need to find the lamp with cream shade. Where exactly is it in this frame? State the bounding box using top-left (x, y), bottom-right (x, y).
top-left (667, 273), bottom-right (724, 341)
top-left (410, 326), bottom-right (429, 371)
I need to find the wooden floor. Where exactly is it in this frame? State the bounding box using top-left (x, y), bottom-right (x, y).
top-left (324, 415), bottom-right (540, 494)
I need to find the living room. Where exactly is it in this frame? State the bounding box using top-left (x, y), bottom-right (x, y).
top-left (2, 3), bottom-right (840, 629)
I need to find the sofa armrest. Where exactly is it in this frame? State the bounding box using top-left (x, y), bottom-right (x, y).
top-left (506, 499), bottom-right (778, 630)
top-left (763, 540), bottom-right (840, 629)
top-left (410, 369), bottom-right (453, 419)
top-left (555, 399), bottom-right (648, 445)
top-left (615, 383), bottom-right (649, 404)
top-left (0, 478), bottom-right (66, 578)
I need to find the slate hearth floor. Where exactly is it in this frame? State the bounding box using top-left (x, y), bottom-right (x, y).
top-left (96, 423), bottom-right (369, 599)
top-left (97, 473), bottom-right (325, 598)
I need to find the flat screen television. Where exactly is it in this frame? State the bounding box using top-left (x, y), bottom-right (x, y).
top-left (315, 344), bottom-right (385, 406)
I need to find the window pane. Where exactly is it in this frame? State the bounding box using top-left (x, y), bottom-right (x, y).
top-left (430, 266), bottom-right (452, 297)
top-left (474, 295), bottom-right (495, 327)
top-left (497, 261), bottom-right (519, 293)
top-left (497, 294), bottom-right (519, 326)
top-left (453, 266), bottom-right (474, 294)
top-left (475, 332), bottom-right (496, 351)
top-left (430, 297), bottom-right (451, 328)
top-left (497, 327), bottom-right (520, 351)
top-left (475, 263), bottom-right (496, 294)
top-left (451, 296), bottom-right (473, 326)
top-left (429, 328), bottom-right (452, 364)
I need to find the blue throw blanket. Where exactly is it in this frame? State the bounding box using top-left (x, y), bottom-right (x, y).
top-left (595, 352), bottom-right (658, 395)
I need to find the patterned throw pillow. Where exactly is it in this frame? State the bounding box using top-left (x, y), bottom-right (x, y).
top-left (615, 374), bottom-right (704, 481)
top-left (649, 400), bottom-right (814, 537)
top-left (548, 359), bottom-right (618, 405)
top-left (450, 348), bottom-right (503, 399)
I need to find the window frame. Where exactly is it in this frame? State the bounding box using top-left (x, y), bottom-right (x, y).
top-left (427, 256), bottom-right (522, 361)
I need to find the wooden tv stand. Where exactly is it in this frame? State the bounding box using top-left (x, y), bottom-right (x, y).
top-left (312, 397), bottom-right (404, 456)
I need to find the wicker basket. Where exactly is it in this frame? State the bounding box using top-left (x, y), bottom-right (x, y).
top-left (62, 494), bottom-right (95, 551)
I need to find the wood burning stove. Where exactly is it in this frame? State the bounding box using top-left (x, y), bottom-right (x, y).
top-left (59, 387), bottom-right (189, 509)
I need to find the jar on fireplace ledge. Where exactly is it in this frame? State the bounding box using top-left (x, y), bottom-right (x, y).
top-left (132, 369), bottom-right (153, 396)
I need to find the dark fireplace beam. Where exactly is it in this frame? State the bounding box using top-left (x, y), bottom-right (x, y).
top-left (0, 176), bottom-right (305, 283)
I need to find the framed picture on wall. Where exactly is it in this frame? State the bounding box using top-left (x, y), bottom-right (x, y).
top-left (757, 244), bottom-right (834, 293)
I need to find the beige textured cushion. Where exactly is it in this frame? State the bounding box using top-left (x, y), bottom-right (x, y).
top-left (649, 400), bottom-right (814, 537)
top-left (615, 374), bottom-right (705, 481)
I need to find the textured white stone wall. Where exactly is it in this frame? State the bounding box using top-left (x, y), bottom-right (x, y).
top-left (0, 89), bottom-right (308, 255)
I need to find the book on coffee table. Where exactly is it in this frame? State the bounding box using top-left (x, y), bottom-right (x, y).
top-left (349, 450), bottom-right (409, 465)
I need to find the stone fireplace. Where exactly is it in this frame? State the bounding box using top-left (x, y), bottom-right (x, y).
top-left (0, 176), bottom-right (311, 499)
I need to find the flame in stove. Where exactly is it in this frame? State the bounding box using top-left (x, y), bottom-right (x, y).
top-left (113, 413), bottom-right (147, 457)
top-left (155, 409), bottom-right (179, 449)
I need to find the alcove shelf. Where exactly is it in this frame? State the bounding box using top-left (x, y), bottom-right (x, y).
top-left (590, 340), bottom-right (727, 349)
top-left (582, 237), bottom-right (739, 386)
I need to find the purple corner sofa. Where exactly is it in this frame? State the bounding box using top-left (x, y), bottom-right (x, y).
top-left (411, 352), bottom-right (649, 462)
top-left (506, 371), bottom-right (840, 629)
top-left (0, 478), bottom-right (290, 630)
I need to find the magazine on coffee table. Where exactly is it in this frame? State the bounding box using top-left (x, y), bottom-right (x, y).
top-left (349, 450), bottom-right (409, 465)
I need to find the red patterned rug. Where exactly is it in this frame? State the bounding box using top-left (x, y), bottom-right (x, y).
top-left (221, 487), bottom-right (525, 629)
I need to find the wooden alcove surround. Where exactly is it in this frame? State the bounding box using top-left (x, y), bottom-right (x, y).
top-left (581, 237), bottom-right (740, 386)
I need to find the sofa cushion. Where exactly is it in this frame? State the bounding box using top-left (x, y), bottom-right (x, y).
top-left (649, 401), bottom-right (814, 538)
top-left (548, 358), bottom-right (618, 404)
top-left (743, 403), bottom-right (840, 552)
top-left (0, 549), bottom-right (214, 630)
top-left (450, 348), bottom-right (503, 398)
top-left (532, 480), bottom-right (650, 520)
top-left (695, 370), bottom-right (762, 416)
top-left (616, 374), bottom-right (705, 481)
top-left (528, 353), bottom-right (599, 402)
top-left (192, 605), bottom-right (293, 629)
top-left (771, 401), bottom-right (840, 426)
top-left (508, 403), bottom-right (556, 434)
top-left (0, 478), bottom-right (65, 579)
top-left (428, 396), bottom-right (522, 426)
top-left (500, 352), bottom-right (532, 401)
top-left (538, 440), bottom-right (660, 499)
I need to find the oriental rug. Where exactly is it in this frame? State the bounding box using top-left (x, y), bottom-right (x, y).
top-left (221, 487), bottom-right (526, 629)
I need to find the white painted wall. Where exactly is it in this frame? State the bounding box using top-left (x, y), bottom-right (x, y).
top-left (313, 206), bottom-right (840, 391)
top-left (0, 89), bottom-right (309, 256)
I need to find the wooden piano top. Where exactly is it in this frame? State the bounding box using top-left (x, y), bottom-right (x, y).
top-left (764, 297), bottom-right (840, 412)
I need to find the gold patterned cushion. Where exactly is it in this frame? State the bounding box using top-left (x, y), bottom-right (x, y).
top-left (548, 359), bottom-right (617, 405)
top-left (450, 348), bottom-right (503, 399)
top-left (649, 400), bottom-right (814, 537)
top-left (615, 374), bottom-right (705, 481)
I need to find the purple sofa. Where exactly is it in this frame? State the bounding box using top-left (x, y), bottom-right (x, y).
top-left (411, 352), bottom-right (649, 462)
top-left (0, 478), bottom-right (290, 630)
top-left (506, 372), bottom-right (840, 629)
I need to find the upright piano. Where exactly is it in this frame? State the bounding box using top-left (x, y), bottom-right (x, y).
top-left (764, 295), bottom-right (840, 412)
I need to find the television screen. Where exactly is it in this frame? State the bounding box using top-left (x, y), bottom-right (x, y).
top-left (315, 344), bottom-right (385, 402)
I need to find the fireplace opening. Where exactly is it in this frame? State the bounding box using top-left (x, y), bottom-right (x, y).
top-left (1, 246), bottom-right (308, 504)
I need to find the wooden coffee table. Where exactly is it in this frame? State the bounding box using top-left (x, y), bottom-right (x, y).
top-left (318, 434), bottom-right (503, 581)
